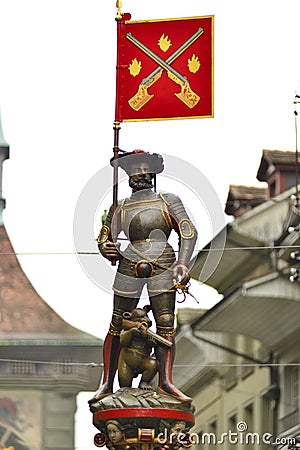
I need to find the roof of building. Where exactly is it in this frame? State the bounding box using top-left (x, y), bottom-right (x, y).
top-left (176, 307), bottom-right (207, 328)
top-left (257, 149), bottom-right (299, 181)
top-left (189, 272), bottom-right (300, 352)
top-left (190, 223), bottom-right (270, 294)
top-left (0, 225), bottom-right (101, 345)
top-left (225, 185), bottom-right (267, 217)
top-left (227, 184), bottom-right (267, 200)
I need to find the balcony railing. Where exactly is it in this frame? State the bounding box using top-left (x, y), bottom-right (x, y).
top-left (279, 409), bottom-right (300, 433)
top-left (223, 367), bottom-right (237, 390)
top-left (240, 359), bottom-right (255, 380)
top-left (0, 360), bottom-right (89, 378)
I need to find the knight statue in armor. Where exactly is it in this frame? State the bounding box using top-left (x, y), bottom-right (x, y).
top-left (89, 150), bottom-right (197, 404)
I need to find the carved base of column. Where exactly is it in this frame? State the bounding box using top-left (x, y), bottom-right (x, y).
top-left (90, 387), bottom-right (195, 450)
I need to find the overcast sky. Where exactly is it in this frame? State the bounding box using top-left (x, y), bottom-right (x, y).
top-left (0, 1), bottom-right (300, 448)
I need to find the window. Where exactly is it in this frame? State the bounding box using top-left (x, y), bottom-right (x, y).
top-left (228, 414), bottom-right (237, 450)
top-left (284, 366), bottom-right (299, 414)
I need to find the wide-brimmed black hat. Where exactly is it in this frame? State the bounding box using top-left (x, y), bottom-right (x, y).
top-left (110, 150), bottom-right (164, 175)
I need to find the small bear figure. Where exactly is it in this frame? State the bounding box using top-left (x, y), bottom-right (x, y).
top-left (118, 305), bottom-right (157, 390)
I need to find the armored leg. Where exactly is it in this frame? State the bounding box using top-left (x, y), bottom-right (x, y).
top-left (88, 295), bottom-right (138, 404)
top-left (151, 292), bottom-right (192, 402)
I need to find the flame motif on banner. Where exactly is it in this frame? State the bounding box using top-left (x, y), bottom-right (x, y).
top-left (115, 14), bottom-right (214, 122)
top-left (188, 54), bottom-right (201, 73)
top-left (158, 34), bottom-right (172, 52)
top-left (129, 58), bottom-right (142, 76)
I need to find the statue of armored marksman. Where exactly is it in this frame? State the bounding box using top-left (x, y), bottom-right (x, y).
top-left (89, 150), bottom-right (197, 404)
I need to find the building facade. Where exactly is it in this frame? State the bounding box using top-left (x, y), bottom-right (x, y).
top-left (174, 150), bottom-right (300, 450)
top-left (0, 115), bottom-right (103, 450)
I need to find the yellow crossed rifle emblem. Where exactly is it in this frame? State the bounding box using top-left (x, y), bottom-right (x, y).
top-left (126, 28), bottom-right (204, 111)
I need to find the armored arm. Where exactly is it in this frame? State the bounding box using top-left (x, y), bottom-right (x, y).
top-left (96, 204), bottom-right (121, 261)
top-left (161, 192), bottom-right (198, 273)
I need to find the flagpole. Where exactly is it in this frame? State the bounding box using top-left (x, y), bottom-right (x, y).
top-left (112, 120), bottom-right (121, 213)
top-left (111, 1), bottom-right (124, 265)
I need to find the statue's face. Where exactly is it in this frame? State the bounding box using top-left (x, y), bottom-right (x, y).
top-left (170, 421), bottom-right (186, 436)
top-left (107, 423), bottom-right (123, 444)
top-left (129, 162), bottom-right (153, 191)
top-left (130, 162), bottom-right (150, 176)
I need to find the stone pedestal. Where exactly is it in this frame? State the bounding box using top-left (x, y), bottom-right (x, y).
top-left (90, 388), bottom-right (195, 450)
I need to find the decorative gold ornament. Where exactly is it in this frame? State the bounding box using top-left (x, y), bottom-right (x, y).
top-left (129, 58), bottom-right (142, 77)
top-left (179, 219), bottom-right (195, 238)
top-left (187, 54), bottom-right (201, 73)
top-left (115, 0), bottom-right (123, 20)
top-left (97, 225), bottom-right (110, 245)
top-left (158, 34), bottom-right (172, 52)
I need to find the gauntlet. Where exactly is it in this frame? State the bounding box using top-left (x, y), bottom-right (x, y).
top-left (97, 225), bottom-right (121, 261)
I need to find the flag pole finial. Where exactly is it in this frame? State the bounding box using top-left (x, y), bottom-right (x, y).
top-left (116, 0), bottom-right (123, 20)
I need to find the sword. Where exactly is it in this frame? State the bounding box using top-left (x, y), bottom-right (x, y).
top-left (122, 318), bottom-right (173, 347)
top-left (126, 32), bottom-right (201, 109)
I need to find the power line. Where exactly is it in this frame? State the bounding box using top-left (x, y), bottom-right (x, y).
top-left (0, 358), bottom-right (102, 367)
top-left (1, 357), bottom-right (300, 368)
top-left (0, 243), bottom-right (299, 256)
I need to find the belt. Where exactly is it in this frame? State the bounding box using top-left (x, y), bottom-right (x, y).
top-left (131, 238), bottom-right (166, 244)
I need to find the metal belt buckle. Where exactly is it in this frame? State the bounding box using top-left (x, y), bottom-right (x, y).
top-left (134, 260), bottom-right (154, 278)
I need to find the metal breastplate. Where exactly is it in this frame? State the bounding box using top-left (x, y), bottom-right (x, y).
top-left (121, 196), bottom-right (172, 243)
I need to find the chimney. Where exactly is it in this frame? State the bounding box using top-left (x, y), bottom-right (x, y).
top-left (0, 111), bottom-right (9, 225)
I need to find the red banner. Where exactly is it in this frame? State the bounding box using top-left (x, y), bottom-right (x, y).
top-left (115, 14), bottom-right (214, 122)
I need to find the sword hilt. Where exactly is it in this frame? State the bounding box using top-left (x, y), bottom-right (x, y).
top-left (138, 321), bottom-right (149, 335)
top-left (122, 318), bottom-right (173, 347)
